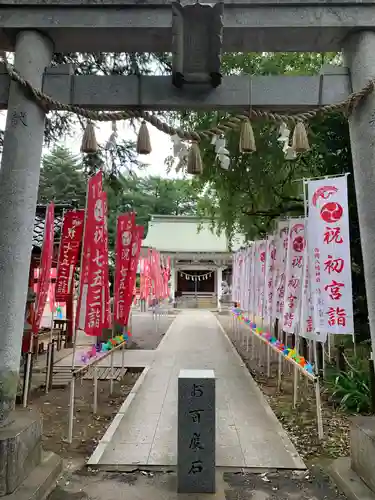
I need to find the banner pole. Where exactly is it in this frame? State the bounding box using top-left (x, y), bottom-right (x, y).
top-left (23, 333), bottom-right (34, 407)
top-left (93, 366), bottom-right (98, 414)
top-left (315, 378), bottom-right (324, 440)
top-left (68, 374), bottom-right (75, 444)
top-left (46, 208), bottom-right (65, 394)
top-left (45, 309), bottom-right (55, 394)
top-left (69, 177), bottom-right (90, 444)
top-left (110, 322), bottom-right (115, 395)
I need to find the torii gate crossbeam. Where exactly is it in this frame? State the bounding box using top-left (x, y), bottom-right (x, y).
top-left (0, 0), bottom-right (375, 52)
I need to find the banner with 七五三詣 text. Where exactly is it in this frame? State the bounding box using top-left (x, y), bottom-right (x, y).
top-left (307, 176), bottom-right (354, 335)
top-left (33, 202), bottom-right (55, 334)
top-left (122, 225), bottom-right (144, 325)
top-left (114, 212), bottom-right (136, 324)
top-left (102, 192), bottom-right (111, 329)
top-left (55, 209), bottom-right (85, 302)
top-left (76, 171), bottom-right (110, 336)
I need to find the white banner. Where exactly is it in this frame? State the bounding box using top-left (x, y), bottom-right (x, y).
top-left (232, 251), bottom-right (241, 304)
top-left (249, 244), bottom-right (256, 316)
top-left (255, 240), bottom-right (266, 318)
top-left (307, 176), bottom-right (354, 334)
top-left (272, 220), bottom-right (289, 322)
top-left (265, 234), bottom-right (276, 322)
top-left (300, 256), bottom-right (328, 342)
top-left (282, 219), bottom-right (306, 333)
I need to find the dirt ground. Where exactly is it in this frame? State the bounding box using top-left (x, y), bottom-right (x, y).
top-left (217, 314), bottom-right (350, 462)
top-left (25, 312), bottom-right (175, 461)
top-left (28, 374), bottom-right (140, 459)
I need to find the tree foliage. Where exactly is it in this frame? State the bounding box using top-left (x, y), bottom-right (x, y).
top-left (184, 51), bottom-right (367, 338)
top-left (38, 146), bottom-right (87, 206)
top-left (184, 52), bottom-right (339, 240)
top-left (0, 52), bottom-right (172, 176)
top-left (37, 145), bottom-right (198, 245)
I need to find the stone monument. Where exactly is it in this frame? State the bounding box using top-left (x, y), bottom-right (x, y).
top-left (177, 369), bottom-right (216, 494)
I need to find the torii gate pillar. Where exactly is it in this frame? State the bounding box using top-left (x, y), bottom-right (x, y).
top-left (0, 30), bottom-right (52, 427)
top-left (344, 32), bottom-right (375, 362)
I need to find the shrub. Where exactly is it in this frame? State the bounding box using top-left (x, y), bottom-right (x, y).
top-left (328, 362), bottom-right (370, 413)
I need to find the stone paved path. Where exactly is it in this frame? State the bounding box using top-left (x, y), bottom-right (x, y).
top-left (88, 310), bottom-right (304, 469)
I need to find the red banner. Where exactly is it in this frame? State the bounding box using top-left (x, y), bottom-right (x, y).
top-left (150, 249), bottom-right (163, 299)
top-left (102, 193), bottom-right (111, 329)
top-left (33, 203), bottom-right (55, 333)
top-left (76, 172), bottom-right (109, 336)
top-left (123, 225), bottom-right (144, 325)
top-left (114, 212), bottom-right (136, 324)
top-left (55, 210), bottom-right (85, 302)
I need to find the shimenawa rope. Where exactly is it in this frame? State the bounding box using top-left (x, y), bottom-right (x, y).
top-left (1, 52), bottom-right (374, 143)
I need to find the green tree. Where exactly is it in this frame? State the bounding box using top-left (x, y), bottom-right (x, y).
top-left (38, 148), bottom-right (198, 245)
top-left (106, 174), bottom-right (198, 243)
top-left (184, 52), bottom-right (367, 339)
top-left (38, 145), bottom-right (87, 206)
top-left (183, 52), bottom-right (339, 239)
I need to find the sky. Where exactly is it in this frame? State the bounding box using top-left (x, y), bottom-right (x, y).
top-left (0, 110), bottom-right (183, 179)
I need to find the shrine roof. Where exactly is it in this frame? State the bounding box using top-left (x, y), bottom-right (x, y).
top-left (142, 215), bottom-right (245, 254)
top-left (32, 203), bottom-right (72, 250)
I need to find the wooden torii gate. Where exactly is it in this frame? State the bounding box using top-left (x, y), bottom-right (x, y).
top-left (0, 0), bottom-right (374, 479)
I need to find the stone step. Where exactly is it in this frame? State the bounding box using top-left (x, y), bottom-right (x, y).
top-left (350, 416), bottom-right (375, 494)
top-left (7, 451), bottom-right (63, 500)
top-left (50, 366), bottom-right (128, 387)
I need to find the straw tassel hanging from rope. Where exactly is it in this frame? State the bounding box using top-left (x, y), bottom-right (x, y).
top-left (292, 121), bottom-right (310, 153)
top-left (187, 142), bottom-right (203, 175)
top-left (81, 120), bottom-right (98, 153)
top-left (239, 118), bottom-right (256, 153)
top-left (137, 120), bottom-right (152, 155)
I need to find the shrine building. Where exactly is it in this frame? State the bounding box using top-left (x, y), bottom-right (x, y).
top-left (141, 215), bottom-right (244, 309)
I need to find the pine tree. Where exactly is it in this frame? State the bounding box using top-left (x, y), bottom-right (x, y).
top-left (38, 146), bottom-right (87, 207)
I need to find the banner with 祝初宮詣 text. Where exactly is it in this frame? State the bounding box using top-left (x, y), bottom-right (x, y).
top-left (265, 234), bottom-right (276, 323)
top-left (282, 219), bottom-right (306, 334)
top-left (55, 209), bottom-right (85, 302)
top-left (307, 176), bottom-right (354, 335)
top-left (33, 202), bottom-right (55, 334)
top-left (114, 212), bottom-right (136, 324)
top-left (255, 240), bottom-right (266, 318)
top-left (272, 220), bottom-right (289, 323)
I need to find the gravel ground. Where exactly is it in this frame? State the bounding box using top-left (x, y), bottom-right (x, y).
top-left (48, 465), bottom-right (346, 500)
top-left (217, 314), bottom-right (350, 462)
top-left (127, 311), bottom-right (176, 350)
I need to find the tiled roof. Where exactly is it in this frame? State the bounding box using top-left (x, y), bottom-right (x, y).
top-left (33, 204), bottom-right (72, 249)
